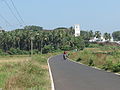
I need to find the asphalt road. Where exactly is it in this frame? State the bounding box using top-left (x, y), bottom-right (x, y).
top-left (49, 54), bottom-right (120, 90)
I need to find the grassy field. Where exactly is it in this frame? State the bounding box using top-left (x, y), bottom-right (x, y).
top-left (0, 52), bottom-right (61, 90)
top-left (69, 45), bottom-right (120, 73)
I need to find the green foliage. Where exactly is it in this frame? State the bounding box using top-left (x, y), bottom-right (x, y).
top-left (88, 58), bottom-right (94, 66)
top-left (80, 31), bottom-right (90, 40)
top-left (95, 31), bottom-right (101, 38)
top-left (0, 54), bottom-right (52, 89)
top-left (112, 63), bottom-right (120, 72)
top-left (70, 45), bottom-right (120, 73)
top-left (88, 44), bottom-right (100, 48)
top-left (76, 57), bottom-right (82, 62)
top-left (0, 49), bottom-right (6, 55)
top-left (24, 25), bottom-right (43, 31)
top-left (32, 49), bottom-right (40, 54)
top-left (112, 31), bottom-right (120, 41)
top-left (42, 45), bottom-right (53, 54)
top-left (60, 45), bottom-right (71, 51)
top-left (9, 48), bottom-right (30, 55)
top-left (0, 25), bottom-right (87, 55)
top-left (102, 60), bottom-right (113, 70)
top-left (0, 73), bottom-right (7, 88)
top-left (103, 32), bottom-right (111, 40)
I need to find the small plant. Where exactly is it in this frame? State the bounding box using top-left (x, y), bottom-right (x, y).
top-left (76, 57), bottom-right (82, 62)
top-left (102, 60), bottom-right (113, 71)
top-left (88, 58), bottom-right (94, 66)
top-left (112, 63), bottom-right (120, 72)
top-left (88, 44), bottom-right (100, 48)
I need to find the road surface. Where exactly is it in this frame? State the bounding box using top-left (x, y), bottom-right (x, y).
top-left (49, 54), bottom-right (120, 90)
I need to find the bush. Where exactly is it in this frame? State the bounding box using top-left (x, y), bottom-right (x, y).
top-left (88, 44), bottom-right (100, 48)
top-left (112, 63), bottom-right (120, 72)
top-left (102, 60), bottom-right (113, 70)
top-left (76, 58), bottom-right (82, 62)
top-left (9, 48), bottom-right (18, 55)
top-left (33, 49), bottom-right (40, 54)
top-left (0, 49), bottom-right (6, 55)
top-left (88, 58), bottom-right (94, 66)
top-left (8, 48), bottom-right (30, 55)
top-left (42, 45), bottom-right (53, 54)
top-left (60, 45), bottom-right (71, 51)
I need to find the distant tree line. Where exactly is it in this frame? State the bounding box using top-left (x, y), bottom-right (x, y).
top-left (0, 25), bottom-right (119, 55)
top-left (0, 26), bottom-right (84, 55)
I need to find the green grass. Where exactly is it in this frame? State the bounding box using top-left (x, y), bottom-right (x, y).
top-left (69, 46), bottom-right (120, 72)
top-left (0, 52), bottom-right (62, 90)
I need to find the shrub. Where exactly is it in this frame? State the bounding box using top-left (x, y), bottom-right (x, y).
top-left (112, 63), bottom-right (120, 72)
top-left (0, 49), bottom-right (6, 55)
top-left (102, 60), bottom-right (113, 70)
top-left (9, 48), bottom-right (18, 55)
top-left (60, 45), bottom-right (71, 51)
top-left (33, 49), bottom-right (40, 54)
top-left (9, 48), bottom-right (30, 55)
top-left (88, 58), bottom-right (94, 66)
top-left (42, 45), bottom-right (53, 54)
top-left (88, 44), bottom-right (100, 48)
top-left (76, 58), bottom-right (82, 62)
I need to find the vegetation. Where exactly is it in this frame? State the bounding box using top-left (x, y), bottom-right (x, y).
top-left (0, 25), bottom-right (114, 55)
top-left (103, 32), bottom-right (111, 40)
top-left (69, 44), bottom-right (120, 73)
top-left (0, 52), bottom-right (61, 90)
top-left (1, 25), bottom-right (120, 89)
top-left (0, 25), bottom-right (87, 55)
top-left (112, 31), bottom-right (120, 41)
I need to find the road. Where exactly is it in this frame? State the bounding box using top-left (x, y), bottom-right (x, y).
top-left (49, 55), bottom-right (120, 90)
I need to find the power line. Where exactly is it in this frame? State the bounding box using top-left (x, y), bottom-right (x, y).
top-left (10, 0), bottom-right (25, 24)
top-left (0, 13), bottom-right (12, 26)
top-left (3, 0), bottom-right (22, 25)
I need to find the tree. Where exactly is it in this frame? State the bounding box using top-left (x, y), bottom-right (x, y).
top-left (24, 25), bottom-right (43, 31)
top-left (89, 30), bottom-right (94, 38)
top-left (80, 31), bottom-right (89, 40)
top-left (0, 25), bottom-right (86, 55)
top-left (103, 32), bottom-right (111, 40)
top-left (112, 31), bottom-right (120, 41)
top-left (95, 31), bottom-right (101, 38)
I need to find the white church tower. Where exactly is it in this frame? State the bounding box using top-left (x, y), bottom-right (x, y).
top-left (74, 24), bottom-right (80, 37)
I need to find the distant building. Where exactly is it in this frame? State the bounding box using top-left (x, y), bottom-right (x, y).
top-left (89, 35), bottom-right (114, 43)
top-left (100, 36), bottom-right (106, 42)
top-left (74, 24), bottom-right (80, 37)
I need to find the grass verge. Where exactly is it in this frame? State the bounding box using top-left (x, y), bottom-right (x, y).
top-left (69, 47), bottom-right (120, 73)
top-left (0, 52), bottom-right (61, 90)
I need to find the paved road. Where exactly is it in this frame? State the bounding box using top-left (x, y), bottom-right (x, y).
top-left (49, 55), bottom-right (120, 90)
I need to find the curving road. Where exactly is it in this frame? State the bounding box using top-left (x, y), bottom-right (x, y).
top-left (49, 55), bottom-right (120, 90)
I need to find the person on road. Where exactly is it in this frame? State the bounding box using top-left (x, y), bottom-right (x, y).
top-left (63, 51), bottom-right (67, 60)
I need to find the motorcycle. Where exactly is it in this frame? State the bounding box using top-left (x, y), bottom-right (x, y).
top-left (63, 54), bottom-right (67, 60)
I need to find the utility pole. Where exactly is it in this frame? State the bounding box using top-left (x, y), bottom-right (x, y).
top-left (41, 39), bottom-right (43, 54)
top-left (31, 37), bottom-right (33, 58)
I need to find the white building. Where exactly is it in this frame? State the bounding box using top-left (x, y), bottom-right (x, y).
top-left (100, 36), bottom-right (106, 42)
top-left (89, 36), bottom-right (114, 42)
top-left (74, 24), bottom-right (80, 37)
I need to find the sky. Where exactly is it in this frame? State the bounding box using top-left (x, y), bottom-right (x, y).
top-left (0, 0), bottom-right (120, 33)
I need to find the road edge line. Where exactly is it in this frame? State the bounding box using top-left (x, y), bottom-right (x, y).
top-left (68, 58), bottom-right (120, 76)
top-left (47, 56), bottom-right (55, 90)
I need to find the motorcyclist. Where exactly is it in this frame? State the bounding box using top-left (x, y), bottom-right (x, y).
top-left (63, 51), bottom-right (67, 60)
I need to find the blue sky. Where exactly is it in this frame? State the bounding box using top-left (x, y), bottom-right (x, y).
top-left (0, 0), bottom-right (120, 33)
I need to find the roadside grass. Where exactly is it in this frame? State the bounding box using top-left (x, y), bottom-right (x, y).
top-left (0, 52), bottom-right (62, 90)
top-left (69, 46), bottom-right (120, 73)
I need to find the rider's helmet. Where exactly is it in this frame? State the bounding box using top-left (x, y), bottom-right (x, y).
top-left (64, 51), bottom-right (67, 54)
